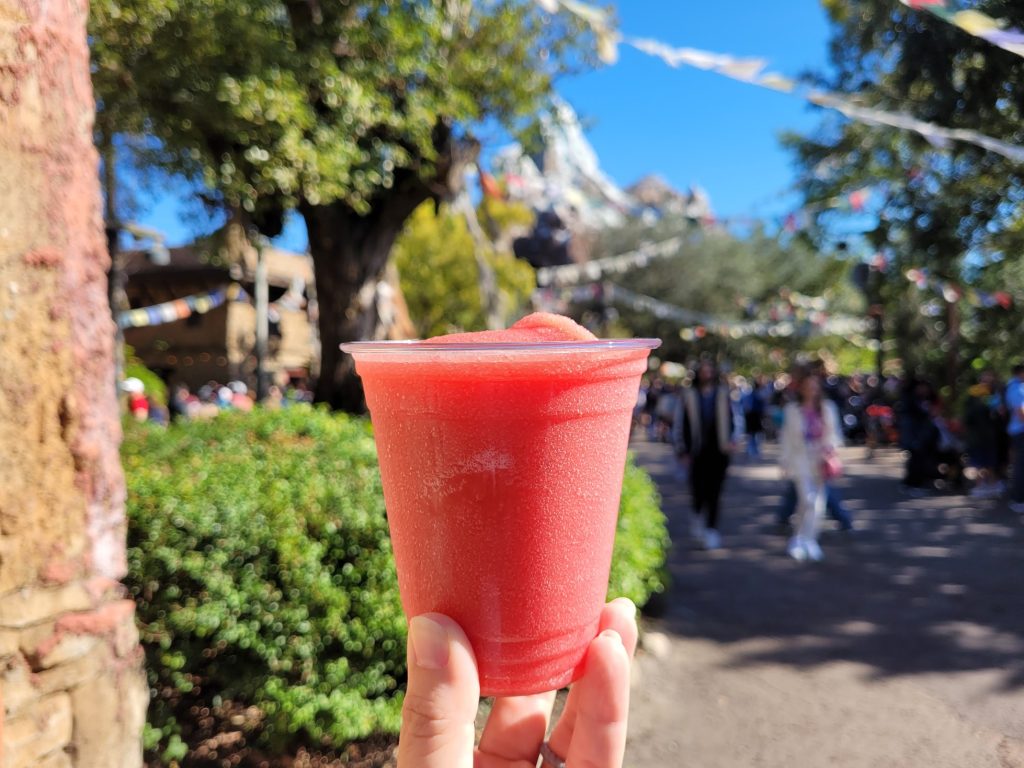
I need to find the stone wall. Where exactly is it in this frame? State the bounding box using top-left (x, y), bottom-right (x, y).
top-left (0, 1), bottom-right (147, 766)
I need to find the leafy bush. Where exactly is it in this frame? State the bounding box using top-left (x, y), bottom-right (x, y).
top-left (124, 408), bottom-right (668, 757)
top-left (610, 455), bottom-right (670, 608)
top-left (124, 407), bottom-right (405, 756)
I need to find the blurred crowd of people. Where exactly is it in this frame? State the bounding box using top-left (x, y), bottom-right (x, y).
top-left (900, 366), bottom-right (1024, 510)
top-left (122, 376), bottom-right (314, 424)
top-left (635, 361), bottom-right (1024, 561)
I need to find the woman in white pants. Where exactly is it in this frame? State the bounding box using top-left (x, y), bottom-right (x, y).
top-left (780, 372), bottom-right (843, 562)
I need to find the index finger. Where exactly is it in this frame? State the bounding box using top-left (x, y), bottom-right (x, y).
top-left (545, 598), bottom-right (638, 760)
top-left (564, 629), bottom-right (631, 768)
top-left (476, 690), bottom-right (556, 766)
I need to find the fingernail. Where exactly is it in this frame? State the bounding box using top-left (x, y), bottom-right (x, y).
top-left (600, 628), bottom-right (624, 647)
top-left (613, 597), bottom-right (637, 619)
top-left (410, 615), bottom-right (450, 670)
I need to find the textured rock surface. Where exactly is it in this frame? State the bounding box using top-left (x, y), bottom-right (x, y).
top-left (0, 1), bottom-right (146, 765)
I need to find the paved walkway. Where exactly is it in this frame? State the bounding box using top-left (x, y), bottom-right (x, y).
top-left (625, 440), bottom-right (1024, 768)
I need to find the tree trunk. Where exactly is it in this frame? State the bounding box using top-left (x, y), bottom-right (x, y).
top-left (304, 193), bottom-right (428, 412)
top-left (100, 126), bottom-right (128, 391)
top-left (303, 123), bottom-right (479, 412)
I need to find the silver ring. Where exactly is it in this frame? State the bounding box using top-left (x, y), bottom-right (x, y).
top-left (540, 741), bottom-right (567, 768)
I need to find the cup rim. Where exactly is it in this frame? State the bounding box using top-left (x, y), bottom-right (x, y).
top-left (341, 338), bottom-right (662, 353)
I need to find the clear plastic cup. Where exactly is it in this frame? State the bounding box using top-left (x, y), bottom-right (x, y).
top-left (343, 338), bottom-right (660, 695)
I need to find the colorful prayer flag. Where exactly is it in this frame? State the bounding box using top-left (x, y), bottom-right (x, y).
top-left (118, 286), bottom-right (233, 329)
top-left (901, 0), bottom-right (1024, 61)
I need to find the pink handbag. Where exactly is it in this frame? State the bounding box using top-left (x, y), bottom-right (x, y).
top-left (822, 453), bottom-right (843, 480)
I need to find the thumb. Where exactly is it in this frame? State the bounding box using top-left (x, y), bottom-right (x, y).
top-left (397, 614), bottom-right (479, 768)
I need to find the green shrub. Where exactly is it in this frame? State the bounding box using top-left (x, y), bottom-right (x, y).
top-left (124, 407), bottom-right (405, 755)
top-left (124, 408), bottom-right (668, 756)
top-left (610, 455), bottom-right (670, 608)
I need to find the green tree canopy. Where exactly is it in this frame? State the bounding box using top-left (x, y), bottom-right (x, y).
top-left (91, 0), bottom-right (598, 409)
top-left (787, 0), bottom-right (1024, 391)
top-left (584, 217), bottom-right (852, 370)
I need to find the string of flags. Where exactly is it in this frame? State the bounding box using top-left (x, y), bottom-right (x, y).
top-left (904, 268), bottom-right (1014, 309)
top-left (676, 314), bottom-right (869, 342)
top-left (536, 234), bottom-right (851, 324)
top-left (534, 0), bottom-right (1024, 164)
top-left (602, 282), bottom-right (867, 339)
top-left (536, 236), bottom-right (683, 287)
top-left (117, 284), bottom-right (248, 329)
top-left (677, 319), bottom-right (867, 343)
top-left (535, 280), bottom-right (867, 339)
top-left (736, 289), bottom-right (833, 322)
top-left (805, 90), bottom-right (1024, 162)
top-left (659, 183), bottom-right (876, 232)
top-left (628, 37), bottom-right (1024, 161)
top-left (603, 282), bottom-right (706, 325)
top-left (900, 0), bottom-right (1024, 60)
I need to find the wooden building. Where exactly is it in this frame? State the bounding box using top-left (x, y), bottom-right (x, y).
top-left (122, 241), bottom-right (318, 391)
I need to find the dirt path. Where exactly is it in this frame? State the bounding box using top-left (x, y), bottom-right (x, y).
top-left (625, 441), bottom-right (1024, 768)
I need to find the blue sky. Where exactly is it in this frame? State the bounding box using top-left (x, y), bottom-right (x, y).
top-left (560, 1), bottom-right (833, 217)
top-left (134, 0), bottom-right (835, 251)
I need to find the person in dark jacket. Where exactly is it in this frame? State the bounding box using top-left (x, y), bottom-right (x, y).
top-left (673, 360), bottom-right (734, 550)
top-left (900, 379), bottom-right (940, 494)
top-left (963, 371), bottom-right (1003, 498)
top-left (743, 375), bottom-right (768, 457)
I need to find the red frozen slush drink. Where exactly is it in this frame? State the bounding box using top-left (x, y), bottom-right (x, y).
top-left (343, 313), bottom-right (658, 695)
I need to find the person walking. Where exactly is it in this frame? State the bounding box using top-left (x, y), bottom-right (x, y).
top-left (900, 379), bottom-right (941, 495)
top-left (963, 371), bottom-right (1003, 499)
top-left (643, 378), bottom-right (663, 441)
top-left (673, 360), bottom-right (734, 550)
top-left (776, 478), bottom-right (854, 531)
top-left (1006, 364), bottom-right (1024, 514)
top-left (779, 371), bottom-right (843, 562)
top-left (743, 375), bottom-right (768, 457)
